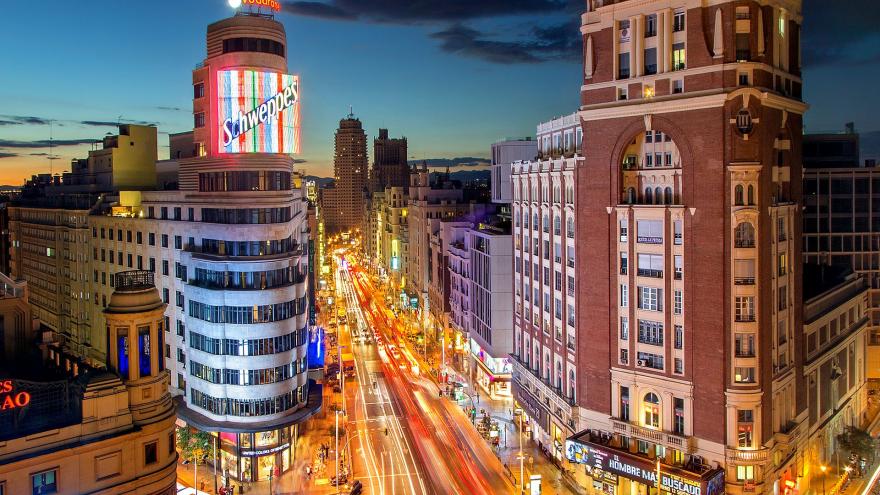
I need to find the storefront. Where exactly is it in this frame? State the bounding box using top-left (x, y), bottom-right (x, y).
top-left (471, 339), bottom-right (512, 398)
top-left (512, 380), bottom-right (550, 445)
top-left (218, 425), bottom-right (297, 483)
top-left (566, 432), bottom-right (725, 495)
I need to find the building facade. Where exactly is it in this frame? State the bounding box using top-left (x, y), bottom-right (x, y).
top-left (803, 152), bottom-right (880, 377)
top-left (0, 270), bottom-right (177, 495)
top-left (800, 265), bottom-right (869, 489)
top-left (9, 12), bottom-right (319, 483)
top-left (405, 164), bottom-right (470, 316)
top-left (491, 138), bottom-right (538, 203)
top-left (511, 113), bottom-right (582, 455)
top-left (321, 115), bottom-right (368, 234)
top-left (565, 1), bottom-right (809, 494)
top-left (370, 128), bottom-right (409, 193)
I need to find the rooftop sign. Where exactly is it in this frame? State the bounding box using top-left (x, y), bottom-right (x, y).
top-left (218, 69), bottom-right (301, 154)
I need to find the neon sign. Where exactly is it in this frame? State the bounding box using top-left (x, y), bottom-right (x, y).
top-left (218, 69), bottom-right (301, 154)
top-left (242, 0), bottom-right (281, 11)
top-left (0, 380), bottom-right (31, 411)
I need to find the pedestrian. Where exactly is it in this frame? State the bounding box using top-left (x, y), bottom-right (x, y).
top-left (199, 480), bottom-right (205, 492)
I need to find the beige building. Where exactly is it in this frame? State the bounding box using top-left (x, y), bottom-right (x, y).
top-left (0, 270), bottom-right (177, 495)
top-left (61, 124), bottom-right (158, 193)
top-left (799, 265), bottom-right (869, 489)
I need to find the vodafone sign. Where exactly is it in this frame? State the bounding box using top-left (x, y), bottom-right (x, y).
top-left (233, 0), bottom-right (281, 11)
top-left (0, 380), bottom-right (31, 411)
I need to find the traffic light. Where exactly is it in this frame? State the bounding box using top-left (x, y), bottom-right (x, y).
top-left (350, 480), bottom-right (363, 495)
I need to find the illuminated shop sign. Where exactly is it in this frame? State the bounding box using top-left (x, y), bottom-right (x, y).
top-left (218, 69), bottom-right (300, 154)
top-left (241, 442), bottom-right (290, 457)
top-left (566, 439), bottom-right (713, 495)
top-left (0, 380), bottom-right (31, 410)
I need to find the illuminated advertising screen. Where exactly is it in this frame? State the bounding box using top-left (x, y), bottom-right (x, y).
top-left (217, 69), bottom-right (300, 154)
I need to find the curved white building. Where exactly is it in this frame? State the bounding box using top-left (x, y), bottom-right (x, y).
top-left (86, 11), bottom-right (317, 482)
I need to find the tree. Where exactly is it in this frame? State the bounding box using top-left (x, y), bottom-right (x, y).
top-left (837, 426), bottom-right (876, 460)
top-left (177, 427), bottom-right (212, 463)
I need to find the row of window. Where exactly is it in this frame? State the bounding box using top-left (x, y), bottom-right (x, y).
top-left (198, 171), bottom-right (292, 192)
top-left (190, 385), bottom-right (305, 417)
top-left (201, 237), bottom-right (298, 257)
top-left (188, 327), bottom-right (306, 356)
top-left (190, 358), bottom-right (305, 385)
top-left (617, 43), bottom-right (686, 79)
top-left (201, 207), bottom-right (292, 225)
top-left (193, 266), bottom-right (305, 290)
top-left (188, 298), bottom-right (307, 324)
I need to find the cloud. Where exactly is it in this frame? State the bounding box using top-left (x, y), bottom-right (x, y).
top-left (155, 106), bottom-right (186, 112)
top-left (283, 1), bottom-right (355, 19)
top-left (281, 0), bottom-right (581, 64)
top-left (0, 120), bottom-right (19, 126)
top-left (802, 0), bottom-right (880, 67)
top-left (431, 22), bottom-right (579, 64)
top-left (0, 115), bottom-right (51, 125)
top-left (409, 157), bottom-right (491, 168)
top-left (80, 119), bottom-right (158, 127)
top-left (292, 158), bottom-right (308, 163)
top-left (29, 152), bottom-right (50, 156)
top-left (0, 153), bottom-right (18, 159)
top-left (0, 138), bottom-right (99, 149)
top-left (281, 0), bottom-right (576, 23)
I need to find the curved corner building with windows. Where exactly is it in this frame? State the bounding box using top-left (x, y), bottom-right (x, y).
top-left (88, 11), bottom-right (315, 482)
top-left (177, 11), bottom-right (315, 481)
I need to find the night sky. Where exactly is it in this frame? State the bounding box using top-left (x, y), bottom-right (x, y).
top-left (0, 0), bottom-right (876, 184)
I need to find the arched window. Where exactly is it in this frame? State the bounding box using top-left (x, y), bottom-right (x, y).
top-left (735, 185), bottom-right (744, 206)
top-left (568, 370), bottom-right (576, 400)
top-left (567, 217), bottom-right (575, 238)
top-left (644, 188), bottom-right (653, 204)
top-left (747, 185), bottom-right (755, 205)
top-left (533, 213), bottom-right (539, 230)
top-left (542, 214), bottom-right (550, 233)
top-left (735, 222), bottom-right (755, 248)
top-left (627, 187), bottom-right (636, 204)
top-left (643, 392), bottom-right (661, 428)
top-left (655, 187), bottom-right (663, 205)
top-left (664, 187), bottom-right (673, 205)
top-left (554, 216), bottom-right (561, 236)
top-left (523, 211), bottom-right (529, 228)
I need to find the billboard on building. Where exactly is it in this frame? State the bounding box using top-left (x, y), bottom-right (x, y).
top-left (217, 69), bottom-right (301, 154)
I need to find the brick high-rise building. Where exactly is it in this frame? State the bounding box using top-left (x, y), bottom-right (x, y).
top-left (370, 128), bottom-right (409, 193)
top-left (562, 0), bottom-right (811, 494)
top-left (322, 115), bottom-right (367, 234)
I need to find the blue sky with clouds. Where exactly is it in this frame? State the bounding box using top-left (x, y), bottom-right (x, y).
top-left (0, 0), bottom-right (877, 183)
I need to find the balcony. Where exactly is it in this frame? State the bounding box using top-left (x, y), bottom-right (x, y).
top-left (726, 447), bottom-right (769, 464)
top-left (734, 277), bottom-right (755, 285)
top-left (511, 355), bottom-right (577, 408)
top-left (611, 419), bottom-right (692, 453)
top-left (637, 268), bottom-right (663, 278)
top-left (735, 315), bottom-right (756, 323)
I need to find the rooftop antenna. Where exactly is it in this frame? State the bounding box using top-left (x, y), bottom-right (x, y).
top-left (347, 105), bottom-right (354, 119)
top-left (47, 120), bottom-right (60, 176)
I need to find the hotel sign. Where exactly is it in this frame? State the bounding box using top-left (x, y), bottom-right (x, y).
top-left (0, 380), bottom-right (32, 411)
top-left (566, 438), bottom-right (715, 495)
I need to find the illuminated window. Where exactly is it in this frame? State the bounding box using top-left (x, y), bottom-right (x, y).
top-left (620, 386), bottom-right (630, 421)
top-left (735, 367), bottom-right (756, 383)
top-left (672, 43), bottom-right (686, 70)
top-left (737, 465), bottom-right (755, 481)
top-left (642, 392), bottom-right (661, 428)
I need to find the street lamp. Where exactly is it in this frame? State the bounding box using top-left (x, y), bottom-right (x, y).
top-left (820, 464), bottom-right (827, 495)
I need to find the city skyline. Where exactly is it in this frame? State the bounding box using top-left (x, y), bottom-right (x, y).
top-left (0, 0), bottom-right (877, 185)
